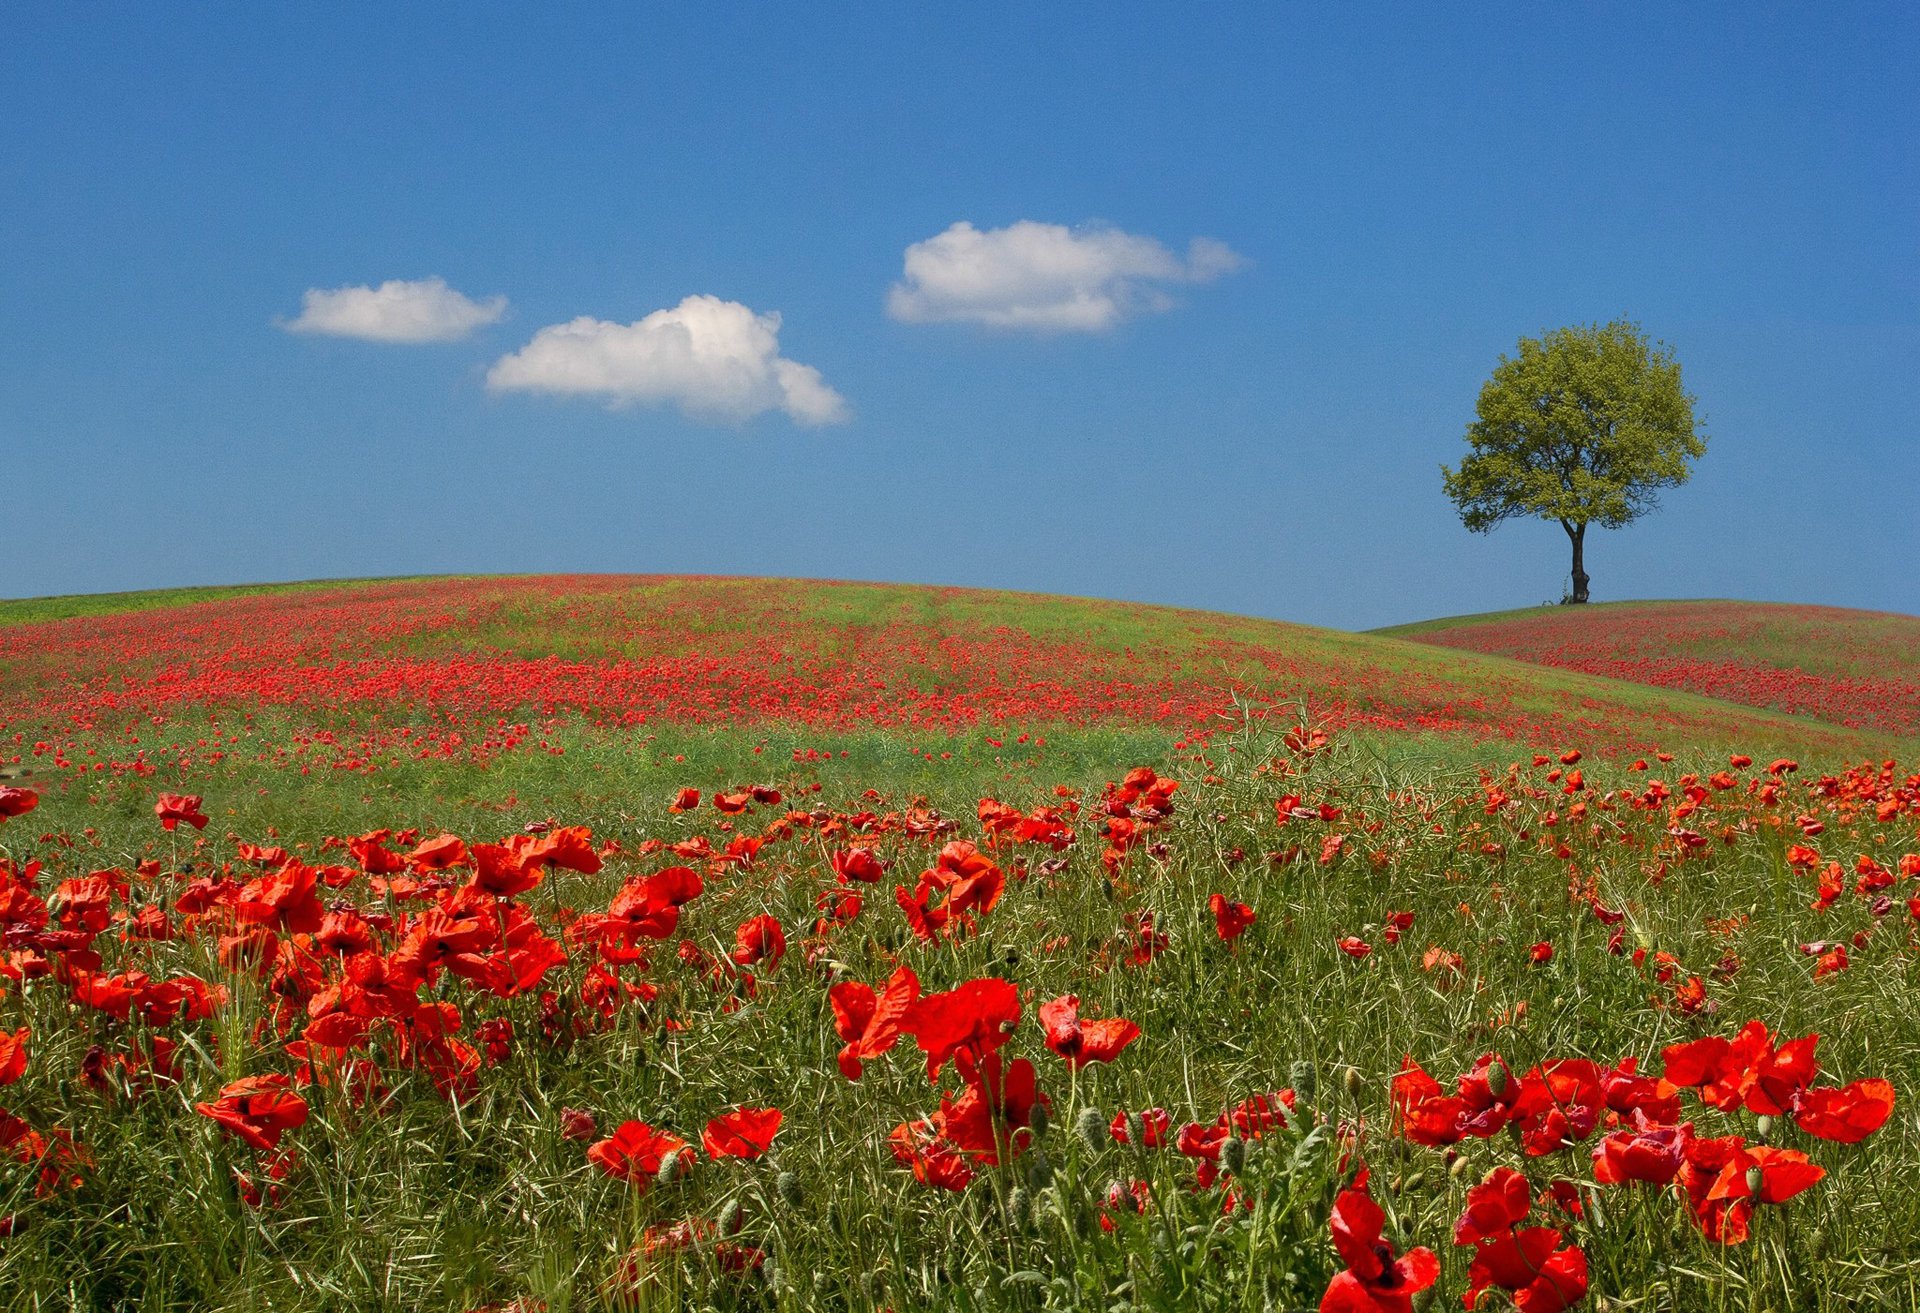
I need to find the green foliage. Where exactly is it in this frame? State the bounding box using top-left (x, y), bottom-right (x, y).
top-left (1442, 320), bottom-right (1706, 535)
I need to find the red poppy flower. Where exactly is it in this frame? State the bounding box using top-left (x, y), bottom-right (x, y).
top-left (587, 1120), bottom-right (689, 1188)
top-left (1392, 1054), bottom-right (1518, 1147)
top-left (903, 976), bottom-right (1020, 1082)
top-left (0, 1028), bottom-right (26, 1086)
top-left (405, 833), bottom-right (468, 871)
top-left (1592, 1118), bottom-right (1690, 1185)
top-left (1793, 1078), bottom-right (1894, 1143)
top-left (1037, 994), bottom-right (1140, 1069)
top-left (1662, 1021), bottom-right (1819, 1116)
top-left (1225, 1089), bottom-right (1294, 1138)
top-left (1528, 941), bottom-right (1554, 964)
top-left (702, 1107), bottom-right (783, 1159)
top-left (470, 844), bottom-right (541, 898)
top-left (233, 861), bottom-right (324, 935)
top-left (730, 915), bottom-right (786, 970)
top-left (1338, 937), bottom-right (1372, 960)
top-left (1464, 1228), bottom-right (1587, 1313)
top-left (1453, 1165), bottom-right (1530, 1246)
top-left (347, 831), bottom-right (406, 874)
top-left (1320, 1178), bottom-right (1440, 1313)
top-left (154, 794), bottom-right (209, 832)
top-left (0, 787), bottom-right (38, 821)
top-left (1208, 893), bottom-right (1256, 941)
top-left (1175, 1120), bottom-right (1229, 1162)
top-left (604, 866), bottom-right (704, 944)
top-left (828, 964), bottom-right (919, 1080)
top-left (887, 1117), bottom-right (974, 1191)
top-left (668, 787), bottom-right (701, 813)
top-left (713, 791), bottom-right (752, 815)
top-left (515, 825), bottom-right (602, 875)
top-left (1675, 1135), bottom-right (1823, 1243)
top-left (1509, 1059), bottom-right (1605, 1155)
top-left (194, 1075), bottom-right (309, 1152)
top-left (831, 846), bottom-right (886, 884)
top-left (1109, 1107), bottom-right (1172, 1147)
top-left (939, 1051), bottom-right (1047, 1166)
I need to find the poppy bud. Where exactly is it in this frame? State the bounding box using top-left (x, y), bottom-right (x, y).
top-left (1289, 1060), bottom-right (1316, 1104)
top-left (1125, 1112), bottom-right (1146, 1147)
top-left (1026, 1151), bottom-right (1054, 1190)
top-left (1218, 1137), bottom-right (1247, 1175)
top-left (1075, 1107), bottom-right (1108, 1153)
top-left (1028, 1101), bottom-right (1049, 1139)
top-left (865, 1270), bottom-right (891, 1300)
top-left (1448, 1154), bottom-right (1473, 1181)
top-left (776, 1170), bottom-right (804, 1210)
top-left (1005, 1186), bottom-right (1031, 1230)
top-left (655, 1149), bottom-right (688, 1184)
top-left (1401, 1170), bottom-right (1425, 1193)
top-left (1343, 1067), bottom-right (1364, 1099)
top-left (1484, 1062), bottom-right (1509, 1099)
top-left (718, 1199), bottom-right (743, 1235)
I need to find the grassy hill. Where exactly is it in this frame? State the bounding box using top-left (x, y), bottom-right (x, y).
top-left (1379, 598), bottom-right (1920, 740)
top-left (1, 577), bottom-right (1901, 787)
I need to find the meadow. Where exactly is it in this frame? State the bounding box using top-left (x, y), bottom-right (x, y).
top-left (0, 577), bottom-right (1914, 1312)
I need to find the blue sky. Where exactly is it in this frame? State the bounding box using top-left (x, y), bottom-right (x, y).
top-left (3, 4), bottom-right (1914, 629)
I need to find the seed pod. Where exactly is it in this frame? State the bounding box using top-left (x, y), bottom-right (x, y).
top-left (1218, 1136), bottom-right (1247, 1175)
top-left (776, 1170), bottom-right (804, 1209)
top-left (1075, 1106), bottom-right (1109, 1153)
top-left (717, 1198), bottom-right (744, 1235)
top-left (1289, 1060), bottom-right (1317, 1104)
top-left (1745, 1165), bottom-right (1764, 1197)
top-left (1754, 1114), bottom-right (1775, 1144)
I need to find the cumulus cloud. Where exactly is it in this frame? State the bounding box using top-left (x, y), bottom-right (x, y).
top-left (485, 294), bottom-right (848, 426)
top-left (887, 220), bottom-right (1244, 332)
top-left (282, 276), bottom-right (507, 343)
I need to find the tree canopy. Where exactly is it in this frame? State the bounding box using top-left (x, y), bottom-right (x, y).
top-left (1442, 320), bottom-right (1706, 602)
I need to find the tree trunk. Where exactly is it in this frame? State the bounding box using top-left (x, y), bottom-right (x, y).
top-left (1566, 522), bottom-right (1590, 604)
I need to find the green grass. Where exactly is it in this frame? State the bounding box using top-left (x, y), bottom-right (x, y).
top-left (0, 577), bottom-right (444, 626)
top-left (1, 725), bottom-right (1915, 1310)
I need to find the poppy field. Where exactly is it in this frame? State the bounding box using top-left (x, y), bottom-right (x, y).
top-left (1384, 600), bottom-right (1920, 741)
top-left (0, 578), bottom-right (1916, 1311)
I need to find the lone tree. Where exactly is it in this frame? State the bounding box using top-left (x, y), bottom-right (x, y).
top-left (1442, 320), bottom-right (1705, 604)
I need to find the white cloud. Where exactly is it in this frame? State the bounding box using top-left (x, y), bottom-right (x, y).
top-left (282, 276), bottom-right (507, 343)
top-left (485, 294), bottom-right (848, 426)
top-left (887, 220), bottom-right (1245, 332)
